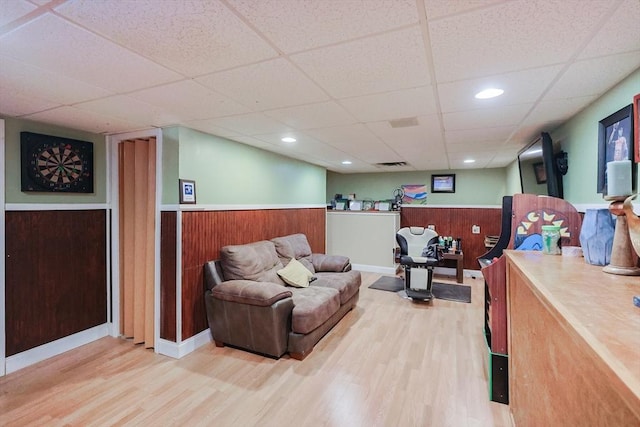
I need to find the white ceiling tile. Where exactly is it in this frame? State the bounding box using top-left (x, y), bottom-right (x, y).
top-left (183, 120), bottom-right (242, 139)
top-left (579, 0), bottom-right (640, 60)
top-left (55, 0), bottom-right (278, 76)
top-left (446, 142), bottom-right (502, 153)
top-left (0, 55), bottom-right (111, 105)
top-left (265, 101), bottom-right (356, 130)
top-left (523, 97), bottom-right (599, 128)
top-left (429, 0), bottom-right (613, 82)
top-left (339, 86), bottom-right (437, 123)
top-left (366, 115), bottom-right (443, 148)
top-left (227, 0), bottom-right (418, 53)
top-left (437, 65), bottom-right (563, 113)
top-left (127, 81), bottom-right (250, 122)
top-left (424, 0), bottom-right (507, 20)
top-left (545, 53), bottom-right (640, 100)
top-left (231, 135), bottom-right (279, 151)
top-left (196, 58), bottom-right (329, 111)
top-left (0, 13), bottom-right (182, 92)
top-left (0, 88), bottom-right (60, 116)
top-left (445, 126), bottom-right (515, 145)
top-left (442, 104), bottom-right (532, 131)
top-left (306, 123), bottom-right (382, 148)
top-left (74, 95), bottom-right (183, 128)
top-left (292, 27), bottom-right (431, 98)
top-left (0, 0), bottom-right (37, 27)
top-left (25, 106), bottom-right (146, 134)
top-left (202, 113), bottom-right (292, 136)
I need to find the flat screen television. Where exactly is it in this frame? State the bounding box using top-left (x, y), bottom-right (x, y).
top-left (518, 132), bottom-right (565, 199)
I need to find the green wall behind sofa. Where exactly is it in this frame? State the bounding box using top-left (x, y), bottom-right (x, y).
top-left (176, 127), bottom-right (326, 205)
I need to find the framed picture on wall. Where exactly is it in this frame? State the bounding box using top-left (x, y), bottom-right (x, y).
top-left (431, 174), bottom-right (456, 193)
top-left (179, 179), bottom-right (196, 204)
top-left (597, 104), bottom-right (633, 194)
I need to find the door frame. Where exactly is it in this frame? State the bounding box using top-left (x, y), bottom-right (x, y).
top-left (0, 119), bottom-right (6, 376)
top-left (107, 128), bottom-right (163, 350)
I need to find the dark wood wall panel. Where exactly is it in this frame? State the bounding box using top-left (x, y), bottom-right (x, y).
top-left (401, 207), bottom-right (502, 270)
top-left (160, 211), bottom-right (177, 342)
top-left (5, 210), bottom-right (107, 356)
top-left (180, 208), bottom-right (325, 340)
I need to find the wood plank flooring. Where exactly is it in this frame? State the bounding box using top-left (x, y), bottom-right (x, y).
top-left (0, 272), bottom-right (513, 426)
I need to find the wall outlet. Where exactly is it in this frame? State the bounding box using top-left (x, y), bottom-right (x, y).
top-left (472, 225), bottom-right (480, 234)
top-left (427, 224), bottom-right (435, 230)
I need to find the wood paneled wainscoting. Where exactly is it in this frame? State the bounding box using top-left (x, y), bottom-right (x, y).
top-left (5, 210), bottom-right (107, 356)
top-left (160, 208), bottom-right (326, 343)
top-left (401, 206), bottom-right (502, 271)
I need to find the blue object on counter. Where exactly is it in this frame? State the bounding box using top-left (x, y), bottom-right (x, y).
top-left (634, 295), bottom-right (640, 308)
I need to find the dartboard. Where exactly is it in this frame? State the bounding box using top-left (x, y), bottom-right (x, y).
top-left (21, 132), bottom-right (94, 193)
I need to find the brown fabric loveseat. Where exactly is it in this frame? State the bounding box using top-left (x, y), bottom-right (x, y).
top-left (204, 233), bottom-right (361, 360)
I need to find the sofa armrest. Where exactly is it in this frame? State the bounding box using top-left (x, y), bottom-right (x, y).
top-left (211, 280), bottom-right (292, 307)
top-left (311, 254), bottom-right (352, 272)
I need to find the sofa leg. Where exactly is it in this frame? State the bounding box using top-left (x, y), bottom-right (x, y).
top-left (214, 340), bottom-right (225, 348)
top-left (289, 349), bottom-right (311, 360)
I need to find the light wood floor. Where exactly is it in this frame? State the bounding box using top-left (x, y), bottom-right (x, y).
top-left (0, 272), bottom-right (513, 426)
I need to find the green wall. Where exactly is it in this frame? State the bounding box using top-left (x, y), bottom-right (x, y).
top-left (175, 127), bottom-right (326, 205)
top-left (2, 116), bottom-right (106, 204)
top-left (550, 69), bottom-right (640, 205)
top-left (505, 159), bottom-right (522, 196)
top-left (327, 168), bottom-right (506, 205)
top-left (161, 126), bottom-right (180, 205)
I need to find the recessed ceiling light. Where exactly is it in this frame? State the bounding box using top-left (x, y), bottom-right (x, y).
top-left (475, 88), bottom-right (504, 99)
top-left (281, 137), bottom-right (296, 143)
top-left (342, 160), bottom-right (352, 165)
top-left (464, 159), bottom-right (476, 163)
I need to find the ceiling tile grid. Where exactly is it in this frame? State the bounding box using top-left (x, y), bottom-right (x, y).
top-left (0, 0), bottom-right (637, 173)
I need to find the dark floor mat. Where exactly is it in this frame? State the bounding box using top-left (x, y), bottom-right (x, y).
top-left (369, 276), bottom-right (471, 303)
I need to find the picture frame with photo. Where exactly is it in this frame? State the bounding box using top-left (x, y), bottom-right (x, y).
top-left (179, 179), bottom-right (196, 204)
top-left (597, 104), bottom-right (634, 194)
top-left (431, 174), bottom-right (456, 193)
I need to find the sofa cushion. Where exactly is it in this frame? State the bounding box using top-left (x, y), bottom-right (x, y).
top-left (211, 280), bottom-right (292, 306)
top-left (290, 287), bottom-right (340, 334)
top-left (313, 270), bottom-right (361, 304)
top-left (277, 258), bottom-right (314, 288)
top-left (271, 234), bottom-right (315, 273)
top-left (220, 240), bottom-right (285, 285)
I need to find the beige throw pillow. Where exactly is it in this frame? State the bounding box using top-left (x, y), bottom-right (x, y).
top-left (277, 258), bottom-right (314, 288)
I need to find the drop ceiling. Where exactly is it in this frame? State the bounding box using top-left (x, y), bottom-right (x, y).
top-left (1, 0), bottom-right (638, 173)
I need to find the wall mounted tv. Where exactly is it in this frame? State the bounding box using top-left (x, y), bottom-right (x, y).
top-left (518, 132), bottom-right (566, 199)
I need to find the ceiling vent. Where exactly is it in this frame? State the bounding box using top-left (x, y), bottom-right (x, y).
top-left (389, 117), bottom-right (419, 128)
top-left (376, 161), bottom-right (408, 167)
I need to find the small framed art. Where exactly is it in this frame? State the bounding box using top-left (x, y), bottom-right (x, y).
top-left (179, 179), bottom-right (196, 204)
top-left (597, 104), bottom-right (633, 194)
top-left (431, 174), bottom-right (455, 193)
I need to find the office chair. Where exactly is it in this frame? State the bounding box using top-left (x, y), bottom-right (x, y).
top-left (396, 226), bottom-right (441, 301)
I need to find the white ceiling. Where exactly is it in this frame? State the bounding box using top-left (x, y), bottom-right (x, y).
top-left (1, 0), bottom-right (639, 173)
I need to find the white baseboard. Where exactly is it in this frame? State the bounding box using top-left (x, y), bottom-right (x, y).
top-left (156, 329), bottom-right (212, 359)
top-left (352, 264), bottom-right (397, 275)
top-left (5, 324), bottom-right (109, 374)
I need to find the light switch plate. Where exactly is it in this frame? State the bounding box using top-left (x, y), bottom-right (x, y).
top-left (472, 225), bottom-right (480, 234)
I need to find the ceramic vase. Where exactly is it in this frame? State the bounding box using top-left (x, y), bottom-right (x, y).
top-left (579, 209), bottom-right (615, 265)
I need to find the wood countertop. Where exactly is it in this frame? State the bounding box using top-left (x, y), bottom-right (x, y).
top-left (505, 250), bottom-right (640, 417)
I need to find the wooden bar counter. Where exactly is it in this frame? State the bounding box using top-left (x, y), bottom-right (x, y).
top-left (505, 250), bottom-right (640, 426)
